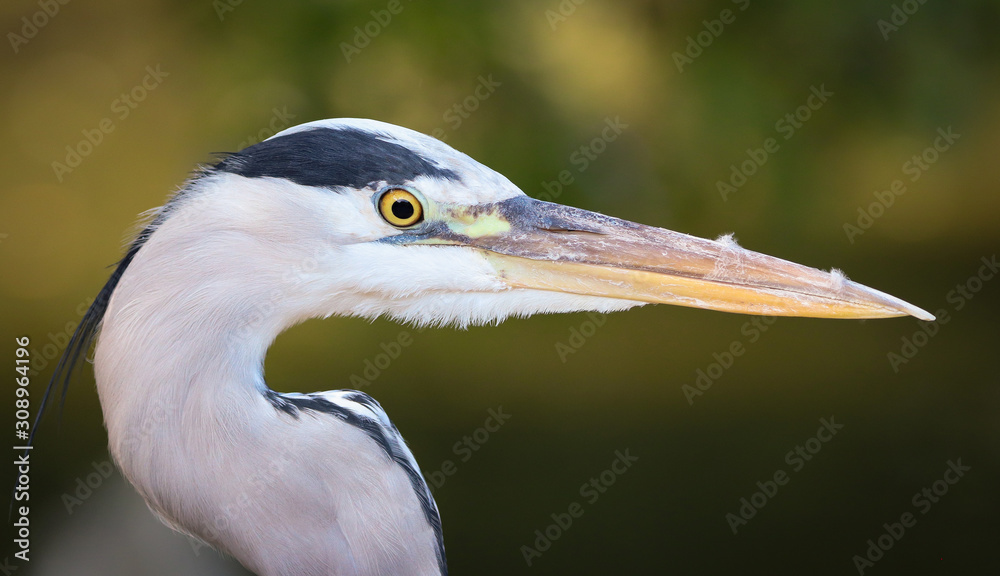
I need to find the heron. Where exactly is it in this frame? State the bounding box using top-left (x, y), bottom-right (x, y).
top-left (39, 118), bottom-right (933, 576)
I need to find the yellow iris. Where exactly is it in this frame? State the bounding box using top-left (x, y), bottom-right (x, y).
top-left (378, 189), bottom-right (423, 227)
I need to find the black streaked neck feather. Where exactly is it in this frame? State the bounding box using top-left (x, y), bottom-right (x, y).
top-left (264, 389), bottom-right (448, 576)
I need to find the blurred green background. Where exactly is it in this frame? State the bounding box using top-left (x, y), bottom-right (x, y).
top-left (2, 0), bottom-right (998, 574)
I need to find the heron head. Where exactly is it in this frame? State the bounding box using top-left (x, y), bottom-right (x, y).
top-left (168, 118), bottom-right (931, 328)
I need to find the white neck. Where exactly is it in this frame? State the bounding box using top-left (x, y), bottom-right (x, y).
top-left (93, 176), bottom-right (443, 575)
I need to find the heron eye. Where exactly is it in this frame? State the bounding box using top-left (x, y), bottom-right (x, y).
top-left (378, 189), bottom-right (424, 227)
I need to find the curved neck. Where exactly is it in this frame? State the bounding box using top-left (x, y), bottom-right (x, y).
top-left (94, 177), bottom-right (338, 441)
top-left (94, 232), bottom-right (277, 488)
top-left (90, 178), bottom-right (445, 575)
top-left (90, 178), bottom-right (340, 495)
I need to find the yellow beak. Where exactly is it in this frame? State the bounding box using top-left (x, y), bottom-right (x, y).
top-left (422, 196), bottom-right (934, 321)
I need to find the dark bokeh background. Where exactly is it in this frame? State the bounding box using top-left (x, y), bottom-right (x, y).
top-left (2, 0), bottom-right (998, 574)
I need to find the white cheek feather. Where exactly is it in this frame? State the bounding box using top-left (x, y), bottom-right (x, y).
top-left (311, 242), bottom-right (644, 328)
top-left (373, 291), bottom-right (645, 329)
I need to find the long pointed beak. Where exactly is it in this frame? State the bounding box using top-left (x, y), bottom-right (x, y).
top-left (425, 196), bottom-right (934, 321)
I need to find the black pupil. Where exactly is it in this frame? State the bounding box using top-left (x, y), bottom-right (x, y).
top-left (391, 199), bottom-right (415, 220)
